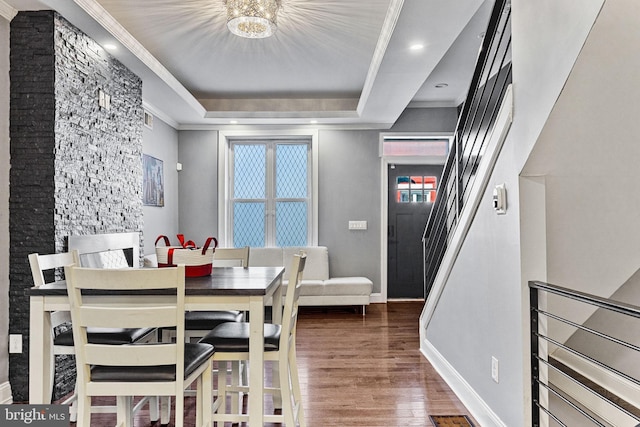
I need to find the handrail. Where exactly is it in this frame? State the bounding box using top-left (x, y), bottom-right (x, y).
top-left (529, 280), bottom-right (640, 426)
top-left (422, 0), bottom-right (512, 299)
top-left (530, 280), bottom-right (640, 319)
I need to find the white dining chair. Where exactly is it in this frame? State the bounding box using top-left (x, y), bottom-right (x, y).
top-left (199, 252), bottom-right (307, 426)
top-left (64, 264), bottom-right (214, 427)
top-left (28, 251), bottom-right (158, 422)
top-left (183, 246), bottom-right (250, 342)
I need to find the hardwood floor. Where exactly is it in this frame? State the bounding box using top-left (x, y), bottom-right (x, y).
top-left (72, 301), bottom-right (476, 426)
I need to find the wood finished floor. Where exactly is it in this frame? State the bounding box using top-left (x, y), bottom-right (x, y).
top-left (72, 302), bottom-right (476, 426)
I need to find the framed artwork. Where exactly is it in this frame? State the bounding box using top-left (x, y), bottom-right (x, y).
top-left (143, 154), bottom-right (164, 207)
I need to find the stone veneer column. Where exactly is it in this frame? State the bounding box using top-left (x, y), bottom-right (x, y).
top-left (9, 11), bottom-right (143, 402)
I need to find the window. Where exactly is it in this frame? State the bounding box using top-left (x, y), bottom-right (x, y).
top-left (381, 136), bottom-right (449, 157)
top-left (223, 134), bottom-right (316, 248)
top-left (396, 176), bottom-right (438, 203)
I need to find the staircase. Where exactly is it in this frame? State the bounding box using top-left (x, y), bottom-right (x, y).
top-left (530, 281), bottom-right (640, 427)
top-left (422, 0), bottom-right (512, 303)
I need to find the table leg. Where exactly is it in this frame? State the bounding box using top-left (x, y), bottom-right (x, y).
top-left (271, 278), bottom-right (284, 409)
top-left (271, 277), bottom-right (284, 325)
top-left (29, 297), bottom-right (53, 404)
top-left (248, 297), bottom-right (265, 427)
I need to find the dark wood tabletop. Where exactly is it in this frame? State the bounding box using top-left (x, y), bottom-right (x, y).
top-left (29, 266), bottom-right (285, 297)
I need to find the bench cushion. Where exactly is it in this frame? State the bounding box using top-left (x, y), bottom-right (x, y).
top-left (249, 248), bottom-right (284, 267)
top-left (281, 279), bottom-right (325, 296)
top-left (283, 246), bottom-right (329, 281)
top-left (324, 277), bottom-right (373, 296)
top-left (247, 246), bottom-right (372, 305)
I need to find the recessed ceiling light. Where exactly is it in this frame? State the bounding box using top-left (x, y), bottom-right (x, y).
top-left (435, 83), bottom-right (449, 88)
top-left (103, 43), bottom-right (117, 51)
top-left (230, 120), bottom-right (238, 124)
top-left (409, 44), bottom-right (424, 51)
top-left (310, 120), bottom-right (318, 124)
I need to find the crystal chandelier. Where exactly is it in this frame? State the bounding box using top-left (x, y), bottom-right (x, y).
top-left (225, 0), bottom-right (280, 39)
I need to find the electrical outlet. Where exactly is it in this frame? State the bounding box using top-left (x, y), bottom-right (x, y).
top-left (491, 356), bottom-right (499, 383)
top-left (9, 334), bottom-right (22, 354)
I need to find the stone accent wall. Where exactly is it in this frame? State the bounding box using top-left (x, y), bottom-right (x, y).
top-left (53, 12), bottom-right (143, 250)
top-left (9, 11), bottom-right (143, 402)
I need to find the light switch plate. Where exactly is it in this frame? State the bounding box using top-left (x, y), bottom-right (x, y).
top-left (348, 220), bottom-right (367, 230)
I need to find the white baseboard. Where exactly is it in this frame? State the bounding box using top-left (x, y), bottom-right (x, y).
top-left (421, 339), bottom-right (506, 427)
top-left (0, 381), bottom-right (12, 404)
top-left (370, 292), bottom-right (384, 303)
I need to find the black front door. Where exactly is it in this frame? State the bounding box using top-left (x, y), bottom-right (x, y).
top-left (387, 164), bottom-right (443, 298)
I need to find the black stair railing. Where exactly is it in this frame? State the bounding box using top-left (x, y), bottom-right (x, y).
top-left (530, 281), bottom-right (640, 427)
top-left (423, 0), bottom-right (512, 299)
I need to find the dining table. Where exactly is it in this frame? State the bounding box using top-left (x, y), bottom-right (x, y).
top-left (28, 265), bottom-right (286, 427)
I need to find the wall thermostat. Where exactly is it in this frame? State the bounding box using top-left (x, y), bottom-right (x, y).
top-left (493, 183), bottom-right (506, 215)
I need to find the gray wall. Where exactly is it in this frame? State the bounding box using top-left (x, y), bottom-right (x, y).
top-left (0, 15), bottom-right (10, 392)
top-left (142, 117), bottom-right (179, 255)
top-left (177, 130), bottom-right (219, 244)
top-left (177, 108), bottom-right (458, 294)
top-left (317, 129), bottom-right (382, 289)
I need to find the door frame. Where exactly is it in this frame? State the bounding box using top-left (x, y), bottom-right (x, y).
top-left (378, 133), bottom-right (452, 302)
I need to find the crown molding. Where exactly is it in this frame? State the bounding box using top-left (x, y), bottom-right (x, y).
top-left (0, 1), bottom-right (17, 21)
top-left (356, 0), bottom-right (404, 116)
top-left (73, 0), bottom-right (205, 117)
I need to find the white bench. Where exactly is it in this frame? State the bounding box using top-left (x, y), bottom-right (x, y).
top-left (249, 246), bottom-right (373, 314)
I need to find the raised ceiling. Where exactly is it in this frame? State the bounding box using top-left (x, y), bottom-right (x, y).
top-left (4, 0), bottom-right (495, 129)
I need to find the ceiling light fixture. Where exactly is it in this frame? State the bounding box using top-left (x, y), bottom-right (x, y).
top-left (225, 0), bottom-right (280, 39)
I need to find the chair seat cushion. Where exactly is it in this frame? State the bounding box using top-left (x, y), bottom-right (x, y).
top-left (91, 343), bottom-right (215, 382)
top-left (199, 322), bottom-right (281, 352)
top-left (184, 310), bottom-right (243, 330)
top-left (54, 327), bottom-right (156, 346)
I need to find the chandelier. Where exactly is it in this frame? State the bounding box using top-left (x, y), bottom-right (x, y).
top-left (225, 0), bottom-right (281, 39)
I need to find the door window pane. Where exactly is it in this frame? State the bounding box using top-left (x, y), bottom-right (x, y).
top-left (396, 176), bottom-right (438, 203)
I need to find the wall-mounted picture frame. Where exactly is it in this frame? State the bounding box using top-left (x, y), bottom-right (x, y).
top-left (143, 154), bottom-right (164, 207)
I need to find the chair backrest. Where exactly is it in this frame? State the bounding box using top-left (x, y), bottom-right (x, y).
top-left (29, 251), bottom-right (79, 287)
top-left (69, 232), bottom-right (140, 268)
top-left (280, 252), bottom-right (307, 348)
top-left (77, 249), bottom-right (129, 269)
top-left (64, 265), bottom-right (187, 392)
top-left (29, 251), bottom-right (81, 331)
top-left (212, 246), bottom-right (250, 268)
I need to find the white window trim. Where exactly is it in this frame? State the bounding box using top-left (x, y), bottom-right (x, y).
top-left (218, 129), bottom-right (319, 247)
